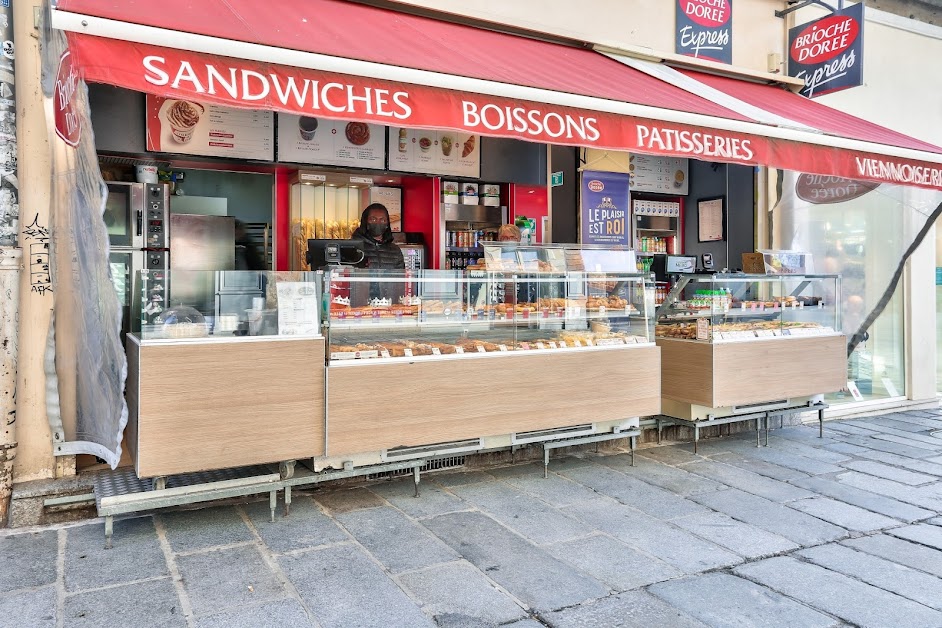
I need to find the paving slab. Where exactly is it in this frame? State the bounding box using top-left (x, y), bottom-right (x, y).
top-left (718, 442), bottom-right (845, 476)
top-left (195, 599), bottom-right (315, 628)
top-left (397, 561), bottom-right (527, 626)
top-left (871, 432), bottom-right (942, 453)
top-left (65, 517), bottom-right (167, 592)
top-left (760, 436), bottom-right (852, 464)
top-left (488, 463), bottom-right (603, 508)
top-left (448, 481), bottom-right (589, 545)
top-left (0, 529), bottom-right (58, 593)
top-left (830, 433), bottom-right (939, 459)
top-left (369, 478), bottom-right (470, 518)
top-left (243, 497), bottom-right (347, 554)
top-left (853, 449), bottom-right (942, 477)
top-left (690, 488), bottom-right (848, 546)
top-left (546, 533), bottom-right (682, 591)
top-left (878, 414), bottom-right (942, 430)
top-left (835, 471), bottom-right (942, 510)
top-left (430, 470), bottom-right (497, 487)
top-left (556, 461), bottom-right (710, 520)
top-left (313, 487), bottom-right (385, 514)
top-left (593, 454), bottom-right (725, 497)
top-left (709, 452), bottom-right (810, 481)
top-left (869, 417), bottom-right (941, 433)
top-left (562, 497), bottom-right (742, 573)
top-left (844, 534), bottom-right (942, 578)
top-left (798, 543), bottom-right (942, 611)
top-left (820, 441), bottom-right (874, 456)
top-left (842, 420), bottom-right (942, 446)
top-left (421, 511), bottom-right (608, 612)
top-left (0, 586), bottom-right (56, 628)
top-left (636, 445), bottom-right (707, 466)
top-left (734, 556), bottom-right (942, 627)
top-left (889, 523), bottom-right (942, 551)
top-left (504, 620), bottom-right (544, 628)
top-left (826, 423), bottom-right (884, 437)
top-left (840, 459), bottom-right (938, 486)
top-left (541, 589), bottom-right (708, 628)
top-left (62, 578), bottom-right (185, 628)
top-left (176, 545), bottom-right (286, 617)
top-left (279, 544), bottom-right (433, 628)
top-left (648, 572), bottom-right (838, 628)
top-left (787, 497), bottom-right (900, 533)
top-left (159, 506), bottom-right (253, 553)
top-left (334, 506), bottom-right (459, 573)
top-left (671, 511), bottom-right (799, 559)
top-left (795, 475), bottom-right (934, 523)
top-left (682, 460), bottom-right (814, 502)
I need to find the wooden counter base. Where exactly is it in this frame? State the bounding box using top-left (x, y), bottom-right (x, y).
top-left (127, 337), bottom-right (325, 478)
top-left (657, 334), bottom-right (846, 409)
top-left (326, 345), bottom-right (660, 457)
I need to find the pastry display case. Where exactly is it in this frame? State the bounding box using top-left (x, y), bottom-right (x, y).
top-left (654, 274), bottom-right (846, 419)
top-left (126, 271), bottom-right (325, 479)
top-left (323, 260), bottom-right (660, 464)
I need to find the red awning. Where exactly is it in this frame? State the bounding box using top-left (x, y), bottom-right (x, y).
top-left (52, 0), bottom-right (942, 191)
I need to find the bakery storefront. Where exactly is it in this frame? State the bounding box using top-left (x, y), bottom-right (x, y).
top-left (36, 1), bottom-right (942, 521)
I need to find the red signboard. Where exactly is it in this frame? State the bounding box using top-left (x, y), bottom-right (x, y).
top-left (65, 33), bottom-right (942, 192)
top-left (54, 51), bottom-right (81, 147)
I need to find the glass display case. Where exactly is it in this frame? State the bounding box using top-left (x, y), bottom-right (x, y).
top-left (324, 267), bottom-right (653, 362)
top-left (135, 270), bottom-right (322, 340)
top-left (655, 274), bottom-right (841, 342)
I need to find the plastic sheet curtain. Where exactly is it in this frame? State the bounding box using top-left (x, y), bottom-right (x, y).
top-left (771, 170), bottom-right (942, 359)
top-left (39, 23), bottom-right (127, 467)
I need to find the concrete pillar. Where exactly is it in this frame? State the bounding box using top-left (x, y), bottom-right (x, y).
top-left (13, 1), bottom-right (56, 484)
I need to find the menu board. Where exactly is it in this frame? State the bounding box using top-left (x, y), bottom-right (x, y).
top-left (628, 154), bottom-right (689, 195)
top-left (146, 96), bottom-right (273, 160)
top-left (277, 114), bottom-right (386, 168)
top-left (388, 127), bottom-right (480, 177)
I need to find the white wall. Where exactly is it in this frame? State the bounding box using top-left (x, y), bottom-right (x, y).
top-left (393, 0), bottom-right (787, 74)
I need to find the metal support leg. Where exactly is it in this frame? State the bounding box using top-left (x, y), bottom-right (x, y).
top-left (657, 418), bottom-right (663, 444)
top-left (269, 490), bottom-right (276, 523)
top-left (284, 486), bottom-right (292, 517)
top-left (543, 446), bottom-right (550, 479)
top-left (764, 414), bottom-right (770, 447)
top-left (413, 466), bottom-right (421, 498)
top-left (819, 407), bottom-right (825, 438)
top-left (630, 436), bottom-right (636, 467)
top-left (693, 425), bottom-right (699, 454)
top-left (104, 516), bottom-right (113, 550)
top-left (756, 418), bottom-right (761, 447)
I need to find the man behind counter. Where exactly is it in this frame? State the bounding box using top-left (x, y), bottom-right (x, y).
top-left (351, 203), bottom-right (406, 270)
top-left (349, 203), bottom-right (405, 305)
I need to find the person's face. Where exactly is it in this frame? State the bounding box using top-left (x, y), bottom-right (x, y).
top-left (366, 209), bottom-right (388, 239)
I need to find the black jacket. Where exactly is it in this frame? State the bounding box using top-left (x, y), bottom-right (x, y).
top-left (351, 228), bottom-right (406, 270)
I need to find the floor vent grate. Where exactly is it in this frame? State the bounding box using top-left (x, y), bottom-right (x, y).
top-left (367, 456), bottom-right (466, 480)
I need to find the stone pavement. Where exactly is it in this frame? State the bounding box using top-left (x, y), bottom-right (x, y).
top-left (6, 410), bottom-right (942, 627)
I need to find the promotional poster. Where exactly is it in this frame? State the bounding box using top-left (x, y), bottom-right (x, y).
top-left (580, 170), bottom-right (631, 246)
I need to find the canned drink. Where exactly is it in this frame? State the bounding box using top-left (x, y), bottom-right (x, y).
top-left (473, 230), bottom-right (480, 247)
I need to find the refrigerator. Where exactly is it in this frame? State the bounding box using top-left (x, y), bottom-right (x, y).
top-left (104, 181), bottom-right (171, 336)
top-left (168, 213), bottom-right (236, 318)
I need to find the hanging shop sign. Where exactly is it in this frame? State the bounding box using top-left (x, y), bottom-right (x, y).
top-left (580, 170), bottom-right (630, 246)
top-left (54, 51), bottom-right (80, 147)
top-left (675, 0), bottom-right (733, 64)
top-left (795, 174), bottom-right (878, 204)
top-left (64, 35), bottom-right (942, 193)
top-left (629, 154), bottom-right (689, 195)
top-left (788, 2), bottom-right (864, 99)
top-left (145, 95), bottom-right (274, 160)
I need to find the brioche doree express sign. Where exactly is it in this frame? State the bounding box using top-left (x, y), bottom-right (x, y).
top-left (675, 0), bottom-right (732, 64)
top-left (65, 34), bottom-right (942, 192)
top-left (788, 3), bottom-right (864, 98)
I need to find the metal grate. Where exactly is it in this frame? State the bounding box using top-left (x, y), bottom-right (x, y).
top-left (93, 465), bottom-right (275, 509)
top-left (367, 456), bottom-right (466, 480)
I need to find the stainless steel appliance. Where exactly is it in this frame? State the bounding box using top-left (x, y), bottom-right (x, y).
top-left (169, 214), bottom-right (235, 316)
top-left (105, 181), bottom-right (170, 335)
top-left (441, 203), bottom-right (505, 270)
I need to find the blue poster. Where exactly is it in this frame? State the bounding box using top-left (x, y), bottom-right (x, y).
top-left (788, 3), bottom-right (864, 99)
top-left (675, 0), bottom-right (733, 64)
top-left (580, 170), bottom-right (630, 246)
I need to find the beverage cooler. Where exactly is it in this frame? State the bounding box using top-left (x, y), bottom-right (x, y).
top-left (442, 203), bottom-right (506, 271)
top-left (631, 197), bottom-right (683, 307)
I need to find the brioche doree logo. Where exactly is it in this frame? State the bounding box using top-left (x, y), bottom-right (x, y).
top-left (587, 180), bottom-right (605, 192)
top-left (790, 14), bottom-right (859, 64)
top-left (682, 0), bottom-right (731, 27)
top-left (55, 51), bottom-right (81, 147)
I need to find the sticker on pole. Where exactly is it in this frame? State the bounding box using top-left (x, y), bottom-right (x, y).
top-left (54, 51), bottom-right (81, 147)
